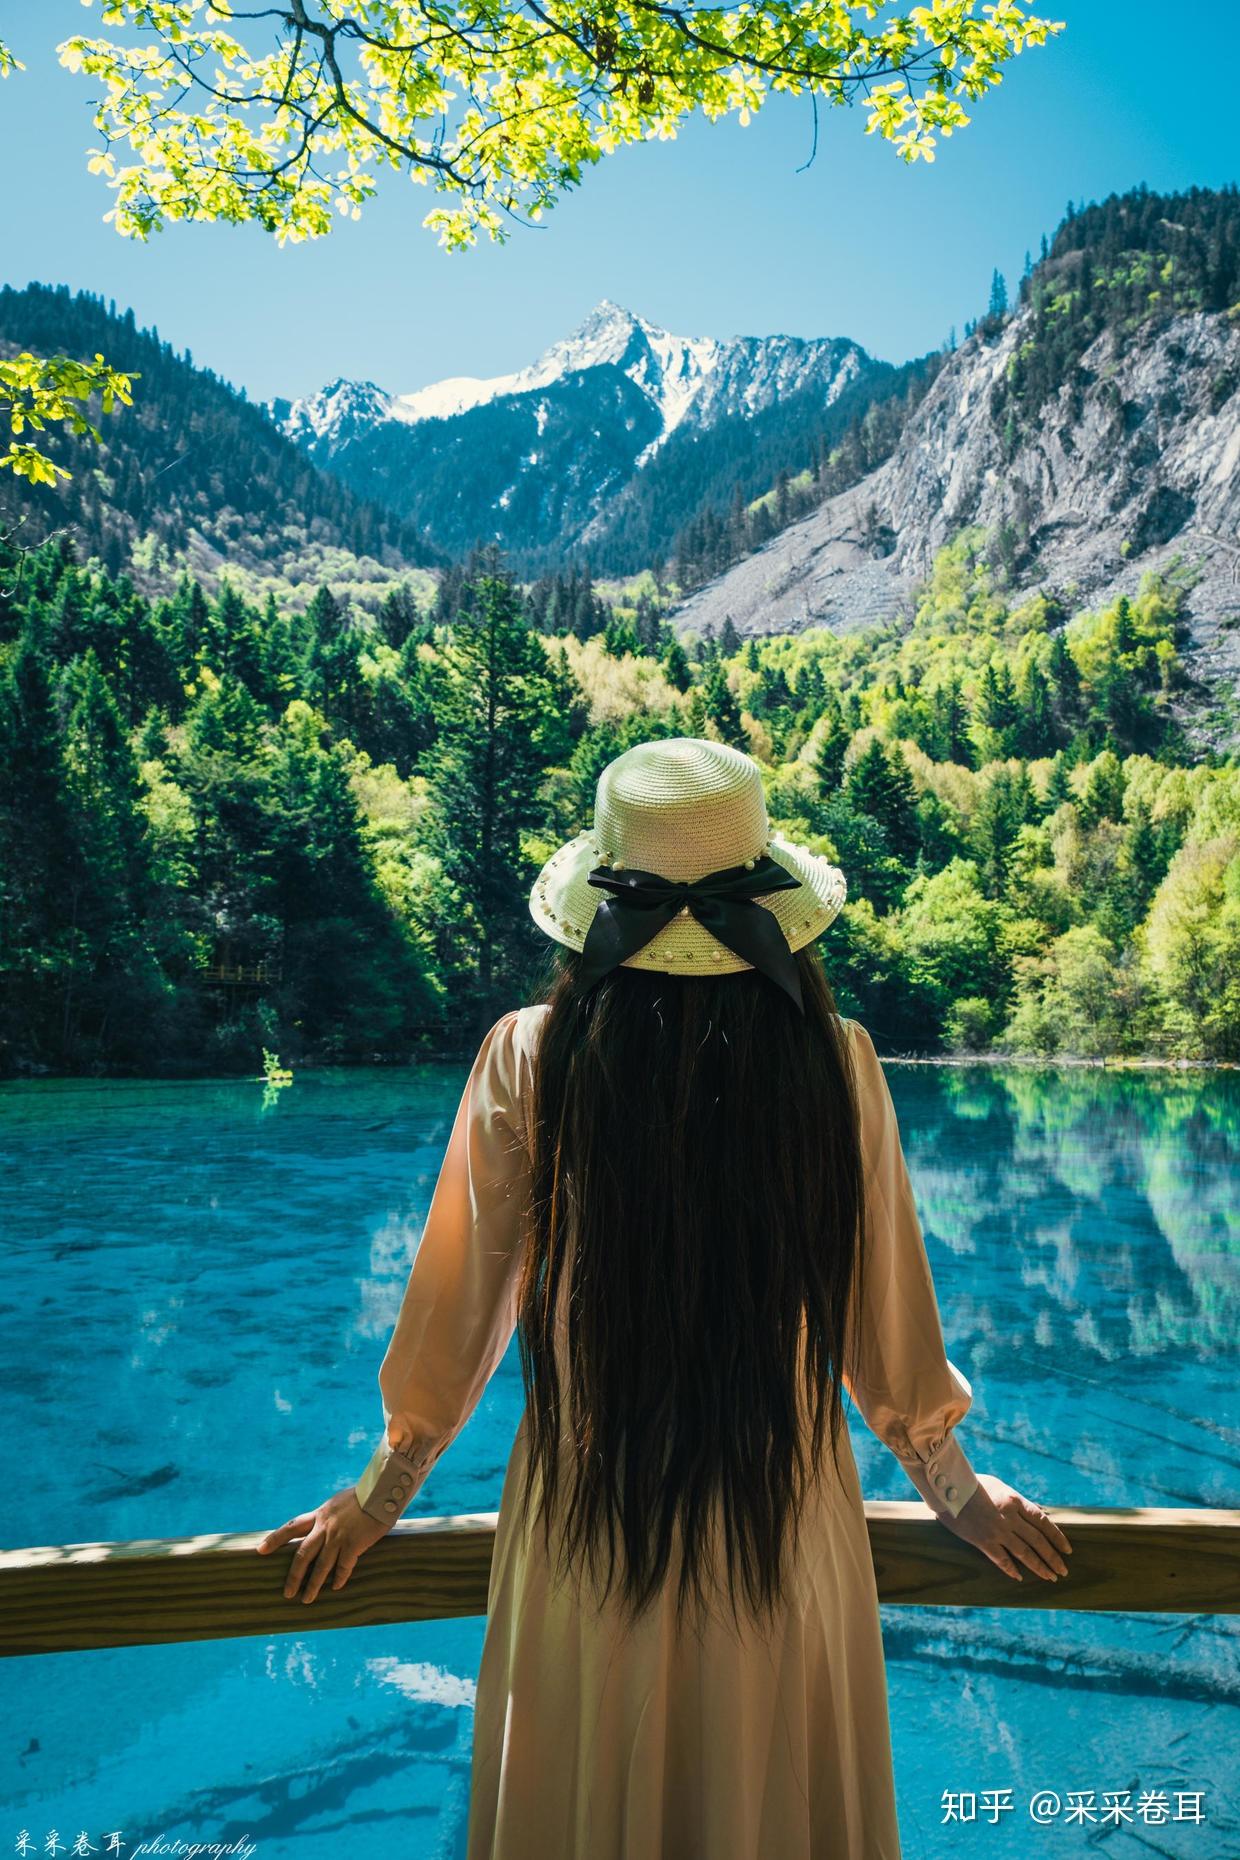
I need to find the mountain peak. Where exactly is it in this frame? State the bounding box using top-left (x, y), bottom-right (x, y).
top-left (278, 299), bottom-right (872, 503)
top-left (534, 299), bottom-right (655, 378)
top-left (591, 296), bottom-right (635, 319)
top-left (577, 297), bottom-right (647, 332)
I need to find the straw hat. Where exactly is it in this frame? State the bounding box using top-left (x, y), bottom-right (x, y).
top-left (528, 737), bottom-right (847, 980)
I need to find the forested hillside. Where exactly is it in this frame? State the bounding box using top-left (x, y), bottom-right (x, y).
top-left (0, 284), bottom-right (441, 597)
top-left (607, 346), bottom-right (946, 585)
top-left (672, 184), bottom-right (1240, 658)
top-left (3, 521), bottom-right (1236, 1076)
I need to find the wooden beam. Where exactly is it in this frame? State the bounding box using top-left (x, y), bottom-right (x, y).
top-left (864, 1503), bottom-right (1240, 1614)
top-left (1, 1505), bottom-right (1237, 1659)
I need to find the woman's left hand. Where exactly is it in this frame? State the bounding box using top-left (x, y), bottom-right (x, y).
top-left (256, 1487), bottom-right (394, 1603)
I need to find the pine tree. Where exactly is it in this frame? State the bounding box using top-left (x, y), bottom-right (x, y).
top-left (421, 566), bottom-right (568, 1021)
top-left (1042, 750), bottom-right (1075, 815)
top-left (378, 583), bottom-right (422, 650)
top-left (1112, 594), bottom-right (1137, 655)
top-left (265, 724), bottom-right (434, 1052)
top-left (660, 634), bottom-right (692, 694)
top-left (1046, 631), bottom-right (1084, 735)
top-left (633, 591), bottom-right (661, 655)
top-left (1078, 750), bottom-right (1126, 826)
top-left (794, 660), bottom-right (824, 710)
top-left (810, 702), bottom-right (851, 793)
top-left (845, 739), bottom-right (920, 867)
top-left (173, 577), bottom-right (213, 666)
top-left (0, 623), bottom-right (79, 1057)
top-left (970, 765), bottom-right (1032, 900)
top-left (1017, 661), bottom-right (1057, 757)
top-left (187, 673), bottom-right (265, 760)
top-left (1097, 798), bottom-right (1165, 939)
top-left (137, 706), bottom-right (170, 762)
top-left (702, 657), bottom-right (747, 749)
top-left (972, 659), bottom-right (1021, 758)
top-left (57, 652), bottom-right (162, 1058)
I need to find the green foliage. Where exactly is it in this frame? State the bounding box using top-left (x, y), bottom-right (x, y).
top-left (1004, 926), bottom-right (1139, 1058)
top-left (943, 995), bottom-right (998, 1053)
top-left (0, 349), bottom-right (135, 486)
top-left (56, 4), bottom-right (1063, 250)
top-left (419, 552), bottom-right (572, 1025)
top-left (991, 183), bottom-right (1240, 441)
top-left (2, 517), bottom-right (1236, 1073)
top-left (0, 284), bottom-right (438, 584)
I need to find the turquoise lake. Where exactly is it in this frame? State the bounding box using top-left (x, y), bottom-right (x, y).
top-left (2, 1057), bottom-right (1238, 1860)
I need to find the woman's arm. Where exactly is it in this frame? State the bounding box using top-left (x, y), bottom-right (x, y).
top-left (353, 1008), bottom-right (531, 1522)
top-left (842, 1020), bottom-right (1073, 1584)
top-left (257, 1009), bottom-right (531, 1600)
top-left (842, 1019), bottom-right (981, 1521)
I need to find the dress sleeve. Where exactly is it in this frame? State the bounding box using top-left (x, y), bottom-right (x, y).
top-left (352, 1009), bottom-right (531, 1524)
top-left (841, 1020), bottom-right (981, 1521)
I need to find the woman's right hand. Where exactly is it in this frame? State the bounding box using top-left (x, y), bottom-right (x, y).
top-left (942, 1474), bottom-right (1074, 1583)
top-left (256, 1487), bottom-right (394, 1603)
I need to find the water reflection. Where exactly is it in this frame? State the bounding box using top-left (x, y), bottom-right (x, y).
top-left (1, 1061), bottom-right (1236, 1859)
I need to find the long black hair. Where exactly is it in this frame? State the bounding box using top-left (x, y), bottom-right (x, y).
top-left (514, 941), bottom-right (866, 1633)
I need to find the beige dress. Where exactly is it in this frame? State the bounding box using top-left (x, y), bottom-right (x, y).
top-left (353, 1005), bottom-right (981, 1860)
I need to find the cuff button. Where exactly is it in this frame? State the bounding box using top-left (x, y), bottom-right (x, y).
top-left (946, 1486), bottom-right (958, 1501)
top-left (383, 1500), bottom-right (398, 1513)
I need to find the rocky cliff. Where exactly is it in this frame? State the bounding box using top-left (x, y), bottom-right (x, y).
top-left (670, 306), bottom-right (1240, 736)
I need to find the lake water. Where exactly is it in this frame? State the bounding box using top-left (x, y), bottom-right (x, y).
top-left (2, 1058), bottom-right (1238, 1860)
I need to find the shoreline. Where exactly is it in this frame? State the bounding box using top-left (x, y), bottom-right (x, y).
top-left (883, 1052), bottom-right (1239, 1071)
top-left (2, 1050), bottom-right (1238, 1088)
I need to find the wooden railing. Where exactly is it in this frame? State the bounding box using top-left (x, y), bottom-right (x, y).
top-left (2, 1504), bottom-right (1237, 1659)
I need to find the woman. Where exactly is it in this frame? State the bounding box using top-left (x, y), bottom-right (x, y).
top-left (258, 736), bottom-right (1073, 1859)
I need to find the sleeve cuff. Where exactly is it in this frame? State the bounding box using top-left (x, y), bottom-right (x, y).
top-left (353, 1439), bottom-right (439, 1524)
top-left (893, 1430), bottom-right (979, 1520)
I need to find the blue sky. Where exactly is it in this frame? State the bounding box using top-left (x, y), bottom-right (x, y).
top-left (1, 1), bottom-right (1236, 402)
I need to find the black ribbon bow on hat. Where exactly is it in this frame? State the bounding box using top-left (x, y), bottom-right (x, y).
top-left (577, 852), bottom-right (806, 1013)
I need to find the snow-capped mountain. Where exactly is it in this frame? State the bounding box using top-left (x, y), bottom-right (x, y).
top-left (270, 301), bottom-right (882, 570)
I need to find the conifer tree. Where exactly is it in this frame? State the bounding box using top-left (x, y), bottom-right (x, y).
top-left (660, 634), bottom-right (692, 694)
top-left (0, 623), bottom-right (78, 1056)
top-left (845, 739), bottom-right (920, 867)
top-left (702, 657), bottom-right (747, 749)
top-left (1078, 750), bottom-right (1127, 827)
top-left (258, 591), bottom-right (299, 713)
top-left (379, 583), bottom-right (422, 650)
top-left (810, 701), bottom-right (851, 794)
top-left (970, 764), bottom-right (1036, 899)
top-left (1042, 751), bottom-right (1075, 815)
top-left (421, 562), bottom-right (568, 1022)
top-left (58, 651), bottom-right (162, 1056)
